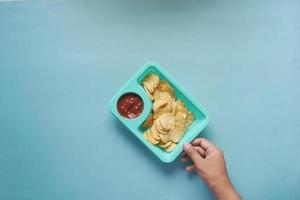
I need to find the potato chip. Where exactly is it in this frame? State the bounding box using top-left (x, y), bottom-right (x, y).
top-left (159, 133), bottom-right (169, 143)
top-left (148, 74), bottom-right (160, 88)
top-left (169, 127), bottom-right (185, 143)
top-left (150, 125), bottom-right (160, 140)
top-left (158, 141), bottom-right (172, 148)
top-left (153, 98), bottom-right (168, 113)
top-left (157, 81), bottom-right (175, 98)
top-left (146, 129), bottom-right (159, 144)
top-left (155, 113), bottom-right (175, 133)
top-left (164, 142), bottom-right (177, 152)
top-left (175, 111), bottom-right (187, 125)
top-left (154, 119), bottom-right (169, 134)
top-left (153, 100), bottom-right (175, 120)
top-left (144, 87), bottom-right (154, 100)
top-left (143, 74), bottom-right (159, 94)
top-left (175, 100), bottom-right (188, 112)
top-left (142, 73), bottom-right (194, 152)
top-left (153, 89), bottom-right (161, 100)
top-left (160, 113), bottom-right (175, 131)
top-left (144, 131), bottom-right (148, 140)
top-left (143, 81), bottom-right (153, 94)
top-left (185, 111), bottom-right (194, 127)
top-left (153, 92), bottom-right (172, 112)
top-left (161, 99), bottom-right (175, 113)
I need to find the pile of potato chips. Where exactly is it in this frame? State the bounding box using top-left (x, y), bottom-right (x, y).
top-left (142, 73), bottom-right (194, 152)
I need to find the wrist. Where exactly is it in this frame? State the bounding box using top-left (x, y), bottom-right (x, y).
top-left (210, 176), bottom-right (241, 200)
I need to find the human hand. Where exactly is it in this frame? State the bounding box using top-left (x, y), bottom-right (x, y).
top-left (181, 138), bottom-right (241, 200)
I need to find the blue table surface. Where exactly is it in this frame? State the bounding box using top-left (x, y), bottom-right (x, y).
top-left (0, 0), bottom-right (299, 199)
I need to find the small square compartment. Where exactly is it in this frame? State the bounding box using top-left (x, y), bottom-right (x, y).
top-left (109, 62), bottom-right (209, 163)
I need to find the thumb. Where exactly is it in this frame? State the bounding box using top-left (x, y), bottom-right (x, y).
top-left (183, 143), bottom-right (204, 167)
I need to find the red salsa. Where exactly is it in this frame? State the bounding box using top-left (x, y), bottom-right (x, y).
top-left (117, 93), bottom-right (144, 119)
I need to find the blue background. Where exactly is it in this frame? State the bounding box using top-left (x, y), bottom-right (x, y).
top-left (0, 0), bottom-right (299, 199)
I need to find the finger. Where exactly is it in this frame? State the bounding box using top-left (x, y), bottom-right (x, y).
top-left (192, 138), bottom-right (216, 151)
top-left (182, 146), bottom-right (205, 157)
top-left (182, 145), bottom-right (205, 159)
top-left (185, 165), bottom-right (195, 172)
top-left (183, 143), bottom-right (204, 167)
top-left (193, 146), bottom-right (206, 158)
top-left (181, 156), bottom-right (190, 162)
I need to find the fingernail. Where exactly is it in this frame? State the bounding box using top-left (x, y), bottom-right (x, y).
top-left (183, 143), bottom-right (190, 150)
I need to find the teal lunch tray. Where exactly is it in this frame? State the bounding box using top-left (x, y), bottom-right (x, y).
top-left (109, 62), bottom-right (209, 163)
